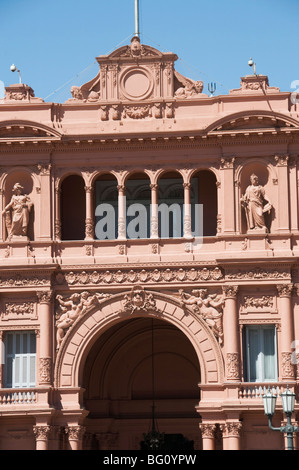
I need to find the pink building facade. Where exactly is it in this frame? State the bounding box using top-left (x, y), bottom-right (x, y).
top-left (0, 37), bottom-right (299, 450)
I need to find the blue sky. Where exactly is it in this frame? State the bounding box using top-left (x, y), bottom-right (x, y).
top-left (0, 0), bottom-right (298, 102)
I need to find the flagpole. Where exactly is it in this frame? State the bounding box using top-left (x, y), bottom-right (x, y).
top-left (135, 0), bottom-right (140, 37)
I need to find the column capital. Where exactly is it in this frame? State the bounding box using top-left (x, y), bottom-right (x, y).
top-left (65, 425), bottom-right (86, 441)
top-left (199, 423), bottom-right (216, 438)
top-left (33, 425), bottom-right (51, 440)
top-left (36, 290), bottom-right (53, 304)
top-left (222, 422), bottom-right (242, 438)
top-left (277, 283), bottom-right (294, 298)
top-left (222, 285), bottom-right (239, 299)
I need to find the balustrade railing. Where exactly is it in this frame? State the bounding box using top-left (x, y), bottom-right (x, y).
top-left (0, 389), bottom-right (37, 405)
top-left (238, 383), bottom-right (295, 400)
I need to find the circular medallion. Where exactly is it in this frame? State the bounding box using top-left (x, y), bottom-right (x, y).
top-left (120, 67), bottom-right (153, 101)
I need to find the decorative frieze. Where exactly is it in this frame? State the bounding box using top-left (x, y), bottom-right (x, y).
top-left (55, 265), bottom-right (224, 287)
top-left (240, 294), bottom-right (277, 313)
top-left (2, 301), bottom-right (36, 320)
top-left (226, 267), bottom-right (290, 281)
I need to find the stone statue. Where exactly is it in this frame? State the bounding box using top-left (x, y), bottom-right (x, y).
top-left (240, 174), bottom-right (272, 232)
top-left (174, 70), bottom-right (204, 98)
top-left (2, 183), bottom-right (33, 240)
top-left (179, 288), bottom-right (224, 344)
top-left (55, 291), bottom-right (110, 349)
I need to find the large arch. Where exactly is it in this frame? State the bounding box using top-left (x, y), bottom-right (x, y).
top-left (54, 289), bottom-right (224, 389)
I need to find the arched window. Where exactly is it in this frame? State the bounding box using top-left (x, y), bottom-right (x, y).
top-left (192, 170), bottom-right (217, 236)
top-left (94, 173), bottom-right (118, 240)
top-left (61, 175), bottom-right (85, 240)
top-left (125, 172), bottom-right (151, 239)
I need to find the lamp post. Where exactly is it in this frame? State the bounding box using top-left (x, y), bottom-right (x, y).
top-left (263, 385), bottom-right (299, 450)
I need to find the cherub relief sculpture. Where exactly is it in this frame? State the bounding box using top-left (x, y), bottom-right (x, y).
top-left (123, 285), bottom-right (157, 314)
top-left (55, 291), bottom-right (110, 349)
top-left (174, 70), bottom-right (204, 98)
top-left (2, 183), bottom-right (33, 240)
top-left (179, 288), bottom-right (224, 344)
top-left (240, 174), bottom-right (272, 232)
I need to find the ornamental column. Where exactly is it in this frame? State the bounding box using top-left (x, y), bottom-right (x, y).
top-left (117, 185), bottom-right (126, 240)
top-left (36, 291), bottom-right (53, 386)
top-left (221, 422), bottom-right (242, 450)
top-left (219, 157), bottom-right (236, 233)
top-left (33, 425), bottom-right (51, 450)
top-left (150, 183), bottom-right (159, 238)
top-left (275, 155), bottom-right (290, 232)
top-left (183, 182), bottom-right (192, 239)
top-left (65, 425), bottom-right (85, 450)
top-left (85, 185), bottom-right (94, 240)
top-left (199, 423), bottom-right (216, 450)
top-left (222, 286), bottom-right (240, 381)
top-left (54, 183), bottom-right (61, 240)
top-left (277, 284), bottom-right (295, 381)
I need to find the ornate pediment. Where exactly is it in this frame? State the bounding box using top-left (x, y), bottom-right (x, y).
top-left (206, 111), bottom-right (299, 135)
top-left (67, 36), bottom-right (205, 115)
top-left (0, 121), bottom-right (62, 141)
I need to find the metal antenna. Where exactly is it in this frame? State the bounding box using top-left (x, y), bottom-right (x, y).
top-left (134, 0), bottom-right (140, 37)
top-left (208, 82), bottom-right (216, 97)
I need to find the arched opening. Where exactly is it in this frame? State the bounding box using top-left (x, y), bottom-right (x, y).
top-left (157, 171), bottom-right (184, 238)
top-left (81, 317), bottom-right (201, 450)
top-left (125, 172), bottom-right (151, 239)
top-left (61, 175), bottom-right (85, 240)
top-left (94, 173), bottom-right (118, 240)
top-left (191, 170), bottom-right (218, 236)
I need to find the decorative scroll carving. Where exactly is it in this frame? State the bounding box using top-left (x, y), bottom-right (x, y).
top-left (2, 301), bottom-right (36, 320)
top-left (123, 105), bottom-right (151, 119)
top-left (179, 288), bottom-right (224, 344)
top-left (281, 352), bottom-right (295, 379)
top-left (241, 295), bottom-right (276, 313)
top-left (0, 274), bottom-right (50, 288)
top-left (226, 353), bottom-right (240, 380)
top-left (226, 267), bottom-right (290, 281)
top-left (55, 291), bottom-right (110, 349)
top-left (123, 286), bottom-right (157, 314)
top-left (38, 357), bottom-right (52, 384)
